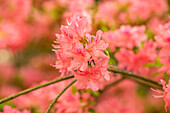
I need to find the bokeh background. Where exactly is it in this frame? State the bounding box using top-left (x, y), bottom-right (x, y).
top-left (0, 0), bottom-right (169, 113)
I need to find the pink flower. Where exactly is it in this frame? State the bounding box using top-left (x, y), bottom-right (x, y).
top-left (63, 0), bottom-right (93, 32)
top-left (117, 0), bottom-right (168, 23)
top-left (0, 105), bottom-right (30, 113)
top-left (95, 1), bottom-right (118, 24)
top-left (103, 25), bottom-right (147, 51)
top-left (68, 42), bottom-right (91, 72)
top-left (115, 40), bottom-right (157, 77)
top-left (0, 0), bottom-right (32, 21)
top-left (160, 79), bottom-right (170, 112)
top-left (54, 16), bottom-right (110, 90)
top-left (55, 92), bottom-right (93, 113)
top-left (155, 22), bottom-right (170, 48)
top-left (0, 21), bottom-right (29, 51)
top-left (159, 47), bottom-right (170, 75)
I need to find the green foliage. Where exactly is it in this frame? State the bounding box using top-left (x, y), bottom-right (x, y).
top-left (0, 102), bottom-right (15, 112)
top-left (72, 86), bottom-right (78, 95)
top-left (144, 57), bottom-right (163, 68)
top-left (88, 89), bottom-right (100, 97)
top-left (88, 108), bottom-right (96, 113)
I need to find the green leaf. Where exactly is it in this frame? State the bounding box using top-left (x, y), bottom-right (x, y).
top-left (72, 86), bottom-right (77, 95)
top-left (104, 50), bottom-right (110, 57)
top-left (88, 89), bottom-right (100, 97)
top-left (89, 101), bottom-right (96, 105)
top-left (143, 57), bottom-right (163, 68)
top-left (88, 108), bottom-right (96, 113)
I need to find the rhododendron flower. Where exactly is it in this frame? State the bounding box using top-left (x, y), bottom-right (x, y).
top-left (159, 47), bottom-right (170, 75)
top-left (155, 22), bottom-right (170, 48)
top-left (54, 16), bottom-right (110, 90)
top-left (103, 25), bottom-right (147, 51)
top-left (55, 92), bottom-right (93, 113)
top-left (0, 105), bottom-right (30, 113)
top-left (153, 80), bottom-right (170, 112)
top-left (117, 0), bottom-right (168, 23)
top-left (95, 1), bottom-right (118, 24)
top-left (115, 40), bottom-right (157, 77)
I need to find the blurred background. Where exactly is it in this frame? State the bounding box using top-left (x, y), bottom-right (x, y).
top-left (0, 0), bottom-right (169, 113)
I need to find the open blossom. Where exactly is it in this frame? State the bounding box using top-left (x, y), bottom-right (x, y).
top-left (115, 40), bottom-right (157, 77)
top-left (54, 16), bottom-right (110, 91)
top-left (63, 0), bottom-right (93, 32)
top-left (55, 91), bottom-right (93, 113)
top-left (159, 79), bottom-right (170, 112)
top-left (117, 0), bottom-right (168, 23)
top-left (159, 47), bottom-right (170, 75)
top-left (0, 105), bottom-right (30, 113)
top-left (103, 25), bottom-right (147, 51)
top-left (155, 22), bottom-right (170, 75)
top-left (95, 1), bottom-right (118, 24)
top-left (155, 21), bottom-right (170, 48)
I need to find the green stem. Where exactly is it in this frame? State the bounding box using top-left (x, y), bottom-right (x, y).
top-left (107, 67), bottom-right (162, 90)
top-left (45, 79), bottom-right (77, 113)
top-left (0, 75), bottom-right (74, 104)
top-left (0, 66), bottom-right (163, 105)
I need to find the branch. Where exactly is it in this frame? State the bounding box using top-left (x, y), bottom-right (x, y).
top-left (107, 67), bottom-right (162, 90)
top-left (0, 66), bottom-right (163, 104)
top-left (0, 75), bottom-right (74, 104)
top-left (45, 79), bottom-right (77, 113)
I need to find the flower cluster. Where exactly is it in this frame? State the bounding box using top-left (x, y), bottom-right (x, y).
top-left (103, 25), bottom-right (147, 51)
top-left (155, 22), bottom-right (170, 75)
top-left (54, 16), bottom-right (110, 91)
top-left (159, 80), bottom-right (170, 112)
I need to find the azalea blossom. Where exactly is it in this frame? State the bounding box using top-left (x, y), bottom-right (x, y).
top-left (161, 79), bottom-right (170, 112)
top-left (54, 16), bottom-right (110, 91)
top-left (103, 25), bottom-right (147, 51)
top-left (153, 80), bottom-right (170, 112)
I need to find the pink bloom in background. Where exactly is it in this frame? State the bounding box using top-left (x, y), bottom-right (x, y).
top-left (0, 0), bottom-right (32, 22)
top-left (115, 40), bottom-right (158, 77)
top-left (14, 79), bottom-right (93, 113)
top-left (155, 21), bottom-right (170, 48)
top-left (155, 22), bottom-right (170, 75)
top-left (95, 79), bottom-right (144, 113)
top-left (95, 1), bottom-right (118, 24)
top-left (147, 18), bottom-right (164, 34)
top-left (159, 47), bottom-right (170, 75)
top-left (54, 16), bottom-right (110, 90)
top-left (115, 48), bottom-right (135, 70)
top-left (118, 0), bottom-right (168, 23)
top-left (103, 25), bottom-right (147, 51)
top-left (0, 21), bottom-right (29, 51)
top-left (0, 105), bottom-right (30, 113)
top-left (160, 79), bottom-right (170, 112)
top-left (55, 91), bottom-right (93, 113)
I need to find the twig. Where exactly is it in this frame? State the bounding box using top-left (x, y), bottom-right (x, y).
top-left (0, 66), bottom-right (163, 104)
top-left (45, 79), bottom-right (77, 113)
top-left (0, 75), bottom-right (74, 104)
top-left (107, 67), bottom-right (162, 90)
